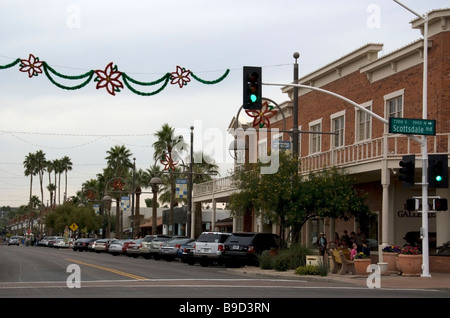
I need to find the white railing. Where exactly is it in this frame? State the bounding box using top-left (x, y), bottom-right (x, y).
top-left (193, 133), bottom-right (450, 198)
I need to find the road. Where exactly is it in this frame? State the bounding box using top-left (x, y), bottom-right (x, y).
top-left (0, 244), bottom-right (448, 311)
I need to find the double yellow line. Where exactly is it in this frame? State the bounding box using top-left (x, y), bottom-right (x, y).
top-left (66, 258), bottom-right (147, 280)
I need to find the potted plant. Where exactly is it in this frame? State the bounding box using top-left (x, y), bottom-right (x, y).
top-left (382, 244), bottom-right (401, 272)
top-left (353, 252), bottom-right (371, 275)
top-left (396, 245), bottom-right (422, 276)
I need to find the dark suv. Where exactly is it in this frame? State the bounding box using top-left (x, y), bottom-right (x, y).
top-left (222, 232), bottom-right (280, 267)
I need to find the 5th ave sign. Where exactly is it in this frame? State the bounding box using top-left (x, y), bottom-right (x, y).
top-left (389, 117), bottom-right (436, 136)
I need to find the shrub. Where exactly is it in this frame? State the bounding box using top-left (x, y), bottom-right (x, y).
top-left (258, 250), bottom-right (274, 270)
top-left (273, 254), bottom-right (291, 271)
top-left (294, 263), bottom-right (328, 276)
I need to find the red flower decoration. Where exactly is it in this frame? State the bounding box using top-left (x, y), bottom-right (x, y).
top-left (160, 154), bottom-right (178, 171)
top-left (111, 178), bottom-right (126, 192)
top-left (19, 54), bottom-right (44, 78)
top-left (170, 66), bottom-right (191, 88)
top-left (245, 101), bottom-right (277, 128)
top-left (94, 62), bottom-right (123, 95)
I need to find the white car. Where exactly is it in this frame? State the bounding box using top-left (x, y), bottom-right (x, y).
top-left (53, 238), bottom-right (70, 248)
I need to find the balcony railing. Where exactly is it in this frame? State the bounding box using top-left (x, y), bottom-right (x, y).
top-left (193, 133), bottom-right (450, 198)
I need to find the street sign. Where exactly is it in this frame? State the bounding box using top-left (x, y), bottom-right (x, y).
top-left (70, 223), bottom-right (78, 232)
top-left (389, 117), bottom-right (436, 136)
top-left (273, 140), bottom-right (291, 150)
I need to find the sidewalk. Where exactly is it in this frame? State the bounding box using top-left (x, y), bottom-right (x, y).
top-left (227, 266), bottom-right (450, 290)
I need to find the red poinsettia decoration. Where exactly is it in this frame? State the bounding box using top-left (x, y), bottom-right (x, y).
top-left (170, 65), bottom-right (191, 88)
top-left (19, 54), bottom-right (44, 78)
top-left (85, 189), bottom-right (96, 201)
top-left (111, 178), bottom-right (126, 192)
top-left (245, 100), bottom-right (277, 128)
top-left (160, 153), bottom-right (178, 171)
top-left (94, 62), bottom-right (123, 95)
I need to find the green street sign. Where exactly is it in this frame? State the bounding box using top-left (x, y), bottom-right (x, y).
top-left (389, 117), bottom-right (436, 136)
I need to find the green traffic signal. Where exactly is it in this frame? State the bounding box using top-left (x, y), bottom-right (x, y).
top-left (436, 175), bottom-right (443, 182)
top-left (243, 66), bottom-right (262, 110)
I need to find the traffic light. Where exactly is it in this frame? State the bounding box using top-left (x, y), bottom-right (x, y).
top-left (428, 154), bottom-right (448, 188)
top-left (399, 154), bottom-right (415, 188)
top-left (405, 198), bottom-right (419, 211)
top-left (433, 198), bottom-right (448, 211)
top-left (243, 66), bottom-right (262, 110)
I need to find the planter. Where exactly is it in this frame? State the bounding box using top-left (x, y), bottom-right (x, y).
top-left (377, 262), bottom-right (388, 276)
top-left (382, 252), bottom-right (399, 272)
top-left (354, 258), bottom-right (371, 275)
top-left (396, 254), bottom-right (422, 276)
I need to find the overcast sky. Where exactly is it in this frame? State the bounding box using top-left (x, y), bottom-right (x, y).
top-left (0, 0), bottom-right (446, 208)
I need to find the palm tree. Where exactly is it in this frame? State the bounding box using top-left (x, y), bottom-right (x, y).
top-left (34, 150), bottom-right (47, 208)
top-left (52, 159), bottom-right (63, 205)
top-left (46, 160), bottom-right (56, 206)
top-left (105, 145), bottom-right (133, 238)
top-left (60, 156), bottom-right (73, 202)
top-left (143, 164), bottom-right (164, 235)
top-left (23, 152), bottom-right (37, 202)
top-left (153, 124), bottom-right (187, 235)
top-left (190, 152), bottom-right (219, 238)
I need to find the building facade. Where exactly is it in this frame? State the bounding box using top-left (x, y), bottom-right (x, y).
top-left (194, 9), bottom-right (450, 255)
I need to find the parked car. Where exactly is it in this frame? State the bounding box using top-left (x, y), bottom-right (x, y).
top-left (180, 241), bottom-right (196, 265)
top-left (48, 236), bottom-right (64, 247)
top-left (126, 239), bottom-right (143, 258)
top-left (158, 237), bottom-right (195, 261)
top-left (121, 239), bottom-right (134, 255)
top-left (8, 236), bottom-right (20, 246)
top-left (193, 232), bottom-right (231, 267)
top-left (88, 239), bottom-right (99, 252)
top-left (73, 238), bottom-right (97, 252)
top-left (53, 238), bottom-right (71, 248)
top-left (222, 232), bottom-right (280, 267)
top-left (94, 239), bottom-right (115, 253)
top-left (141, 235), bottom-right (173, 260)
top-left (41, 236), bottom-right (57, 247)
top-left (108, 239), bottom-right (126, 256)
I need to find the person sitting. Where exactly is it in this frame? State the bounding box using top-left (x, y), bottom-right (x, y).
top-left (361, 241), bottom-right (370, 257)
top-left (350, 243), bottom-right (358, 260)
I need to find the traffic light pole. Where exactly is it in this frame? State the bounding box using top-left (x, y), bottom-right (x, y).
top-left (265, 78), bottom-right (431, 277)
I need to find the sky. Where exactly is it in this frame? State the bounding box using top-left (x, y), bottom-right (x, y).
top-left (0, 0), bottom-right (447, 208)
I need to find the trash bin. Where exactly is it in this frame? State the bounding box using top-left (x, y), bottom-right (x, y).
top-left (306, 255), bottom-right (323, 266)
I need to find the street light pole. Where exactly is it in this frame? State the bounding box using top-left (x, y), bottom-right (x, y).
top-left (393, 0), bottom-right (431, 278)
top-left (188, 126), bottom-right (194, 238)
top-left (292, 52), bottom-right (300, 157)
top-left (131, 157), bottom-right (136, 239)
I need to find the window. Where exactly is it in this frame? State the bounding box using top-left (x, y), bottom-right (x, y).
top-left (356, 103), bottom-right (372, 142)
top-left (384, 89), bottom-right (404, 119)
top-left (331, 111), bottom-right (345, 148)
top-left (388, 96), bottom-right (403, 118)
top-left (258, 138), bottom-right (267, 160)
top-left (309, 120), bottom-right (322, 154)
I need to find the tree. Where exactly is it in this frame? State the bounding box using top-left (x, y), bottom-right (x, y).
top-left (104, 145), bottom-right (133, 238)
top-left (23, 152), bottom-right (37, 202)
top-left (153, 123), bottom-right (187, 235)
top-left (61, 156), bottom-right (73, 203)
top-left (229, 150), bottom-right (371, 244)
top-left (34, 150), bottom-right (47, 208)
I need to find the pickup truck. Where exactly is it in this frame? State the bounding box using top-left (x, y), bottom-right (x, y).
top-left (193, 232), bottom-right (231, 267)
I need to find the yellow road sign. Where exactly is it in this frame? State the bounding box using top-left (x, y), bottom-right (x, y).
top-left (70, 223), bottom-right (78, 232)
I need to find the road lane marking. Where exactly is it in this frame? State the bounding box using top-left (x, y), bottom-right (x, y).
top-left (65, 258), bottom-right (147, 280)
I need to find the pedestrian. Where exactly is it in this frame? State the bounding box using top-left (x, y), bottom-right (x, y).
top-left (340, 230), bottom-right (351, 247)
top-left (362, 241), bottom-right (370, 258)
top-left (355, 228), bottom-right (366, 252)
top-left (350, 243), bottom-right (358, 260)
top-left (317, 233), bottom-right (327, 260)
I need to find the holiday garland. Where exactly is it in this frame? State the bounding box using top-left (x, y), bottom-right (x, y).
top-left (0, 54), bottom-right (230, 96)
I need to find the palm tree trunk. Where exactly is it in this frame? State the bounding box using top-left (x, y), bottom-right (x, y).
top-left (135, 188), bottom-right (141, 237)
top-left (194, 202), bottom-right (202, 238)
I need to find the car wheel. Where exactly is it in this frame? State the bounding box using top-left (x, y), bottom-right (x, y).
top-left (200, 259), bottom-right (209, 267)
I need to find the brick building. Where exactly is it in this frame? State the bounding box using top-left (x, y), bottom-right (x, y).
top-left (195, 9), bottom-right (450, 261)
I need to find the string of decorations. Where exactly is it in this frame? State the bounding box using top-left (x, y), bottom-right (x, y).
top-left (0, 54), bottom-right (230, 96)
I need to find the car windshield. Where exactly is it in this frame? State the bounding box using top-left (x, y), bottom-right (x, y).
top-left (227, 234), bottom-right (254, 245)
top-left (197, 233), bottom-right (230, 243)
